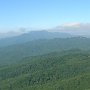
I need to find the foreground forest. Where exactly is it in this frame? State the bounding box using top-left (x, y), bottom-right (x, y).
top-left (0, 49), bottom-right (90, 90)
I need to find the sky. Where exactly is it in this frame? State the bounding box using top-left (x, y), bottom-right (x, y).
top-left (0, 0), bottom-right (90, 32)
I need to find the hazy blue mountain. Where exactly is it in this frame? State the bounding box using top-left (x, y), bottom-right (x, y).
top-left (0, 30), bottom-right (72, 47)
top-left (0, 37), bottom-right (90, 64)
top-left (0, 31), bottom-right (22, 39)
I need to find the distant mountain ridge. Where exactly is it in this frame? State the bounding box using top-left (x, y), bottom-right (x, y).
top-left (0, 30), bottom-right (72, 47)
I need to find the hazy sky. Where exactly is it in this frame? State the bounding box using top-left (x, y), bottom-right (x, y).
top-left (0, 0), bottom-right (90, 32)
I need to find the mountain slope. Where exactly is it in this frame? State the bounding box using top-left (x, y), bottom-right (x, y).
top-left (0, 49), bottom-right (90, 90)
top-left (0, 37), bottom-right (90, 64)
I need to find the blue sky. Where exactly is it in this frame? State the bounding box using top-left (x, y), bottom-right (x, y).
top-left (0, 0), bottom-right (90, 32)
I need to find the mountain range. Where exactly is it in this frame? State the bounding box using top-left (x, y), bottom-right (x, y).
top-left (0, 29), bottom-right (90, 90)
top-left (0, 30), bottom-right (72, 47)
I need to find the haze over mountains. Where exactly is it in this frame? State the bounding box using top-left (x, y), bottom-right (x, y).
top-left (0, 30), bottom-right (72, 47)
top-left (1, 23), bottom-right (90, 39)
top-left (0, 23), bottom-right (90, 48)
top-left (0, 31), bottom-right (22, 39)
top-left (0, 24), bottom-right (90, 90)
top-left (1, 23), bottom-right (90, 64)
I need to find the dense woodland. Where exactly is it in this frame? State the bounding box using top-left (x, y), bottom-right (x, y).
top-left (0, 49), bottom-right (90, 90)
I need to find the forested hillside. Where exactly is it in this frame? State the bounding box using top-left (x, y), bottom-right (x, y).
top-left (0, 49), bottom-right (90, 90)
top-left (1, 37), bottom-right (90, 64)
top-left (0, 0), bottom-right (90, 90)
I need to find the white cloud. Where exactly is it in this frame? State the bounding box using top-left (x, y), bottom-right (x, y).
top-left (49, 23), bottom-right (90, 35)
top-left (61, 23), bottom-right (81, 27)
